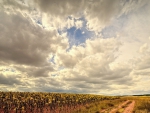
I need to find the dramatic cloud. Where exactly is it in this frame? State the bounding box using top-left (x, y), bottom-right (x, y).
top-left (55, 38), bottom-right (120, 67)
top-left (32, 0), bottom-right (121, 31)
top-left (0, 11), bottom-right (68, 66)
top-left (0, 2), bottom-right (68, 78)
top-left (0, 74), bottom-right (21, 86)
top-left (52, 38), bottom-right (134, 95)
top-left (134, 43), bottom-right (150, 72)
top-left (0, 0), bottom-right (150, 95)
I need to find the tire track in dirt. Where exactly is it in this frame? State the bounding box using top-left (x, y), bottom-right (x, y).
top-left (109, 100), bottom-right (130, 113)
top-left (123, 100), bottom-right (135, 113)
top-left (100, 100), bottom-right (135, 113)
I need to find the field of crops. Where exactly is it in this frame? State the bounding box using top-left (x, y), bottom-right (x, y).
top-left (1, 92), bottom-right (150, 113)
top-left (0, 92), bottom-right (119, 113)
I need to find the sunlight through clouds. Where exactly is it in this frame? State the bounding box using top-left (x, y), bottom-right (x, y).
top-left (0, 0), bottom-right (150, 95)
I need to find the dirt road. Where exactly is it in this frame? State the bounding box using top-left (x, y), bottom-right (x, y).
top-left (123, 100), bottom-right (135, 113)
top-left (100, 100), bottom-right (135, 113)
top-left (109, 100), bottom-right (130, 113)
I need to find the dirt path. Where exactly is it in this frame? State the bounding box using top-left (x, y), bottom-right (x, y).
top-left (123, 100), bottom-right (135, 113)
top-left (100, 100), bottom-right (135, 113)
top-left (109, 100), bottom-right (130, 113)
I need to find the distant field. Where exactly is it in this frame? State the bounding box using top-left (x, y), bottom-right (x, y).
top-left (0, 92), bottom-right (150, 113)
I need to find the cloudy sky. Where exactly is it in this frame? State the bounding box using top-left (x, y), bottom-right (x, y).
top-left (0, 0), bottom-right (150, 95)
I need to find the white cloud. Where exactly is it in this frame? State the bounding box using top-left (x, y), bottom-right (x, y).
top-left (0, 0), bottom-right (150, 95)
top-left (120, 0), bottom-right (149, 15)
top-left (85, 0), bottom-right (120, 31)
top-left (139, 43), bottom-right (148, 53)
top-left (52, 37), bottom-right (135, 94)
top-left (55, 38), bottom-right (120, 68)
top-left (0, 1), bottom-right (69, 83)
top-left (0, 9), bottom-right (69, 66)
top-left (31, 0), bottom-right (123, 31)
top-left (75, 20), bottom-right (83, 29)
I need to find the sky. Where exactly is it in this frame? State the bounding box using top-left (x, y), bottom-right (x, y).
top-left (0, 0), bottom-right (150, 95)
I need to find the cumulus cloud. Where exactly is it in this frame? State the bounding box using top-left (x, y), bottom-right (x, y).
top-left (0, 0), bottom-right (70, 92)
top-left (85, 0), bottom-right (120, 31)
top-left (0, 1), bottom-right (69, 79)
top-left (0, 74), bottom-right (21, 85)
top-left (31, 0), bottom-right (150, 32)
top-left (0, 11), bottom-right (68, 66)
top-left (139, 43), bottom-right (149, 53)
top-left (134, 45), bottom-right (150, 71)
top-left (32, 0), bottom-right (121, 31)
top-left (120, 0), bottom-right (150, 15)
top-left (1, 0), bottom-right (29, 11)
top-left (53, 38), bottom-right (134, 94)
top-left (55, 38), bottom-right (120, 67)
top-left (0, 0), bottom-right (150, 95)
top-left (33, 0), bottom-right (85, 17)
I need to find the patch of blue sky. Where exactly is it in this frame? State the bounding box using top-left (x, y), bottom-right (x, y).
top-left (37, 20), bottom-right (42, 25)
top-left (58, 17), bottom-right (95, 47)
top-left (67, 26), bottom-right (94, 46)
top-left (3, 68), bottom-right (16, 73)
top-left (49, 55), bottom-right (55, 64)
top-left (49, 56), bottom-right (65, 71)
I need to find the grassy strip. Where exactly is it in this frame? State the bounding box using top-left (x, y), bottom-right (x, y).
top-left (132, 96), bottom-right (150, 113)
top-left (73, 98), bottom-right (127, 113)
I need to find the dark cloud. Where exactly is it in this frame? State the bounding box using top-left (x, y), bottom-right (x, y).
top-left (0, 74), bottom-right (21, 85)
top-left (15, 65), bottom-right (54, 77)
top-left (0, 11), bottom-right (67, 66)
top-left (0, 0), bottom-right (150, 95)
top-left (120, 0), bottom-right (150, 15)
top-left (33, 0), bottom-right (121, 31)
top-left (0, 4), bottom-right (68, 79)
top-left (1, 0), bottom-right (29, 11)
top-left (33, 0), bottom-right (86, 16)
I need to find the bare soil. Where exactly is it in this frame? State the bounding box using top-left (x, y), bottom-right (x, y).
top-left (100, 100), bottom-right (135, 113)
top-left (123, 100), bottom-right (135, 113)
